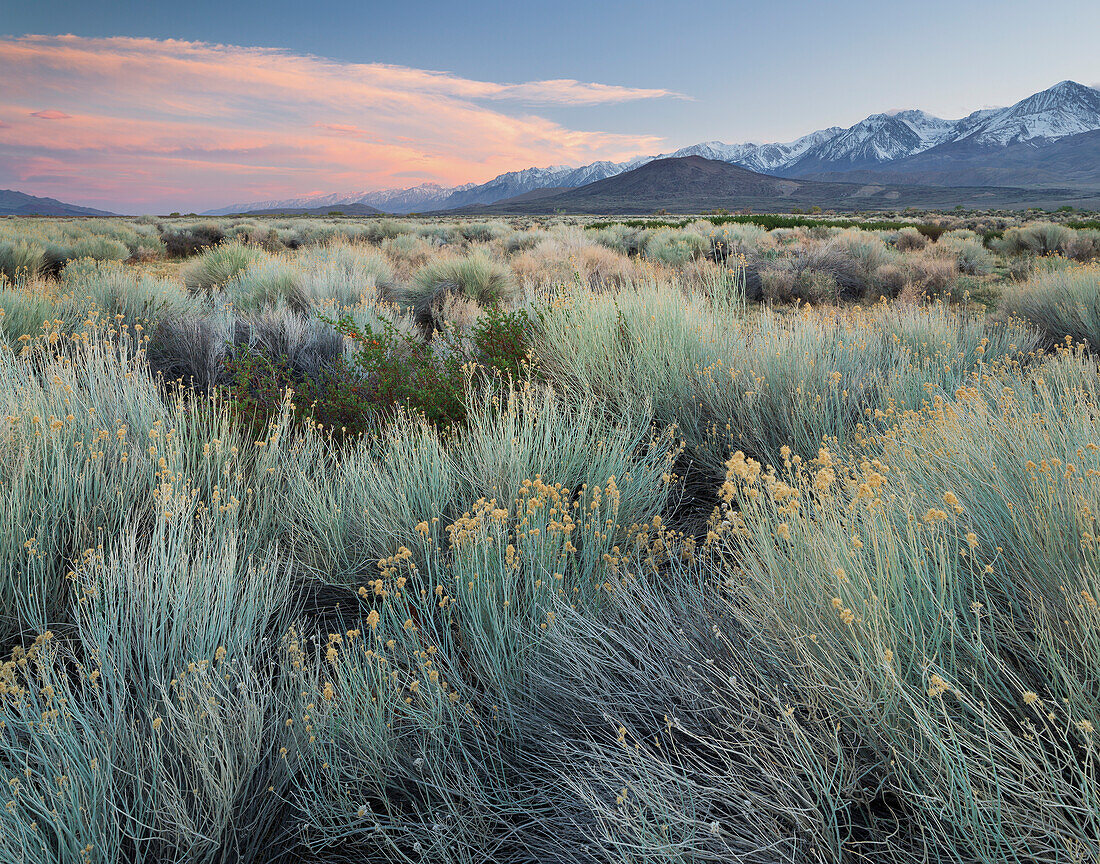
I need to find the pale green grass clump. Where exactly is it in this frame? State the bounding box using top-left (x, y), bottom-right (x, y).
top-left (61, 259), bottom-right (197, 327)
top-left (0, 220), bottom-right (164, 279)
top-left (999, 260), bottom-right (1100, 346)
top-left (224, 256), bottom-right (308, 312)
top-left (535, 279), bottom-right (1040, 472)
top-left (181, 240), bottom-right (268, 294)
top-left (643, 227), bottom-right (708, 266)
top-left (399, 251), bottom-right (516, 330)
top-left (0, 261), bottom-right (195, 345)
top-left (0, 237), bottom-right (48, 280)
top-left (286, 384), bottom-right (680, 582)
top-left (997, 220), bottom-right (1074, 256)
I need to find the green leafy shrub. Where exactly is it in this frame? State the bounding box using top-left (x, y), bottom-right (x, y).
top-left (226, 304), bottom-right (536, 437)
top-left (225, 348), bottom-right (378, 439)
top-left (469, 305), bottom-right (535, 381)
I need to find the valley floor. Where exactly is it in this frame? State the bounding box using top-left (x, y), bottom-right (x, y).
top-left (1, 213), bottom-right (1100, 862)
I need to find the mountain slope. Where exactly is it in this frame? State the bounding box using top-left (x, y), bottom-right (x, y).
top-left (0, 190), bottom-right (116, 217)
top-left (457, 156), bottom-right (1099, 215)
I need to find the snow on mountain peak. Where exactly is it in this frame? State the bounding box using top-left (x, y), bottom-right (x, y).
top-left (957, 80), bottom-right (1100, 146)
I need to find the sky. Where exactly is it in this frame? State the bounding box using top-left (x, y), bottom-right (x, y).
top-left (2, 0), bottom-right (1098, 213)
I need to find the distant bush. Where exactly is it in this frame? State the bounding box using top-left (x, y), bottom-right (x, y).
top-left (762, 242), bottom-right (872, 302)
top-left (160, 221), bottom-right (227, 257)
top-left (381, 233), bottom-right (437, 270)
top-left (459, 220), bottom-right (510, 243)
top-left (589, 223), bottom-right (651, 256)
top-left (904, 253), bottom-right (959, 296)
top-left (831, 228), bottom-right (894, 276)
top-left (761, 264), bottom-right (837, 303)
top-left (588, 213), bottom-right (944, 235)
top-left (895, 226), bottom-right (929, 251)
top-left (996, 221), bottom-right (1074, 256)
top-left (706, 222), bottom-right (775, 262)
top-left (934, 229), bottom-right (994, 275)
top-left (644, 228), bottom-right (709, 266)
top-left (1067, 228), bottom-right (1100, 262)
top-left (360, 218), bottom-right (416, 244)
top-left (501, 229), bottom-right (544, 254)
top-left (226, 220), bottom-right (283, 250)
top-left (512, 230), bottom-right (635, 289)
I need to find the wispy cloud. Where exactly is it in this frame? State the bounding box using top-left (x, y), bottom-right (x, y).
top-left (0, 35), bottom-right (677, 211)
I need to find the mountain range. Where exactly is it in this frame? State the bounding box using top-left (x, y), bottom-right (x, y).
top-left (457, 155), bottom-right (1100, 215)
top-left (208, 80), bottom-right (1100, 215)
top-left (0, 189), bottom-right (117, 217)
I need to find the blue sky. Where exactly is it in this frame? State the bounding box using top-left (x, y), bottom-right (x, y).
top-left (2, 0), bottom-right (1098, 211)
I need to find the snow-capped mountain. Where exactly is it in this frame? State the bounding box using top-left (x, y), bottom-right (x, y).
top-left (429, 161), bottom-right (646, 211)
top-left (205, 182), bottom-right (473, 216)
top-left (784, 80), bottom-right (1100, 178)
top-left (738, 129), bottom-right (846, 173)
top-left (953, 80), bottom-right (1100, 147)
top-left (785, 110), bottom-right (958, 173)
top-left (206, 80), bottom-right (1100, 214)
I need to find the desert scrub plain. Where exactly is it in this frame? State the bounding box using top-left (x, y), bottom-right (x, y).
top-left (1, 211), bottom-right (1100, 862)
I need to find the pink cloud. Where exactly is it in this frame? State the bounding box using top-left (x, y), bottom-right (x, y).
top-left (0, 35), bottom-right (676, 212)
